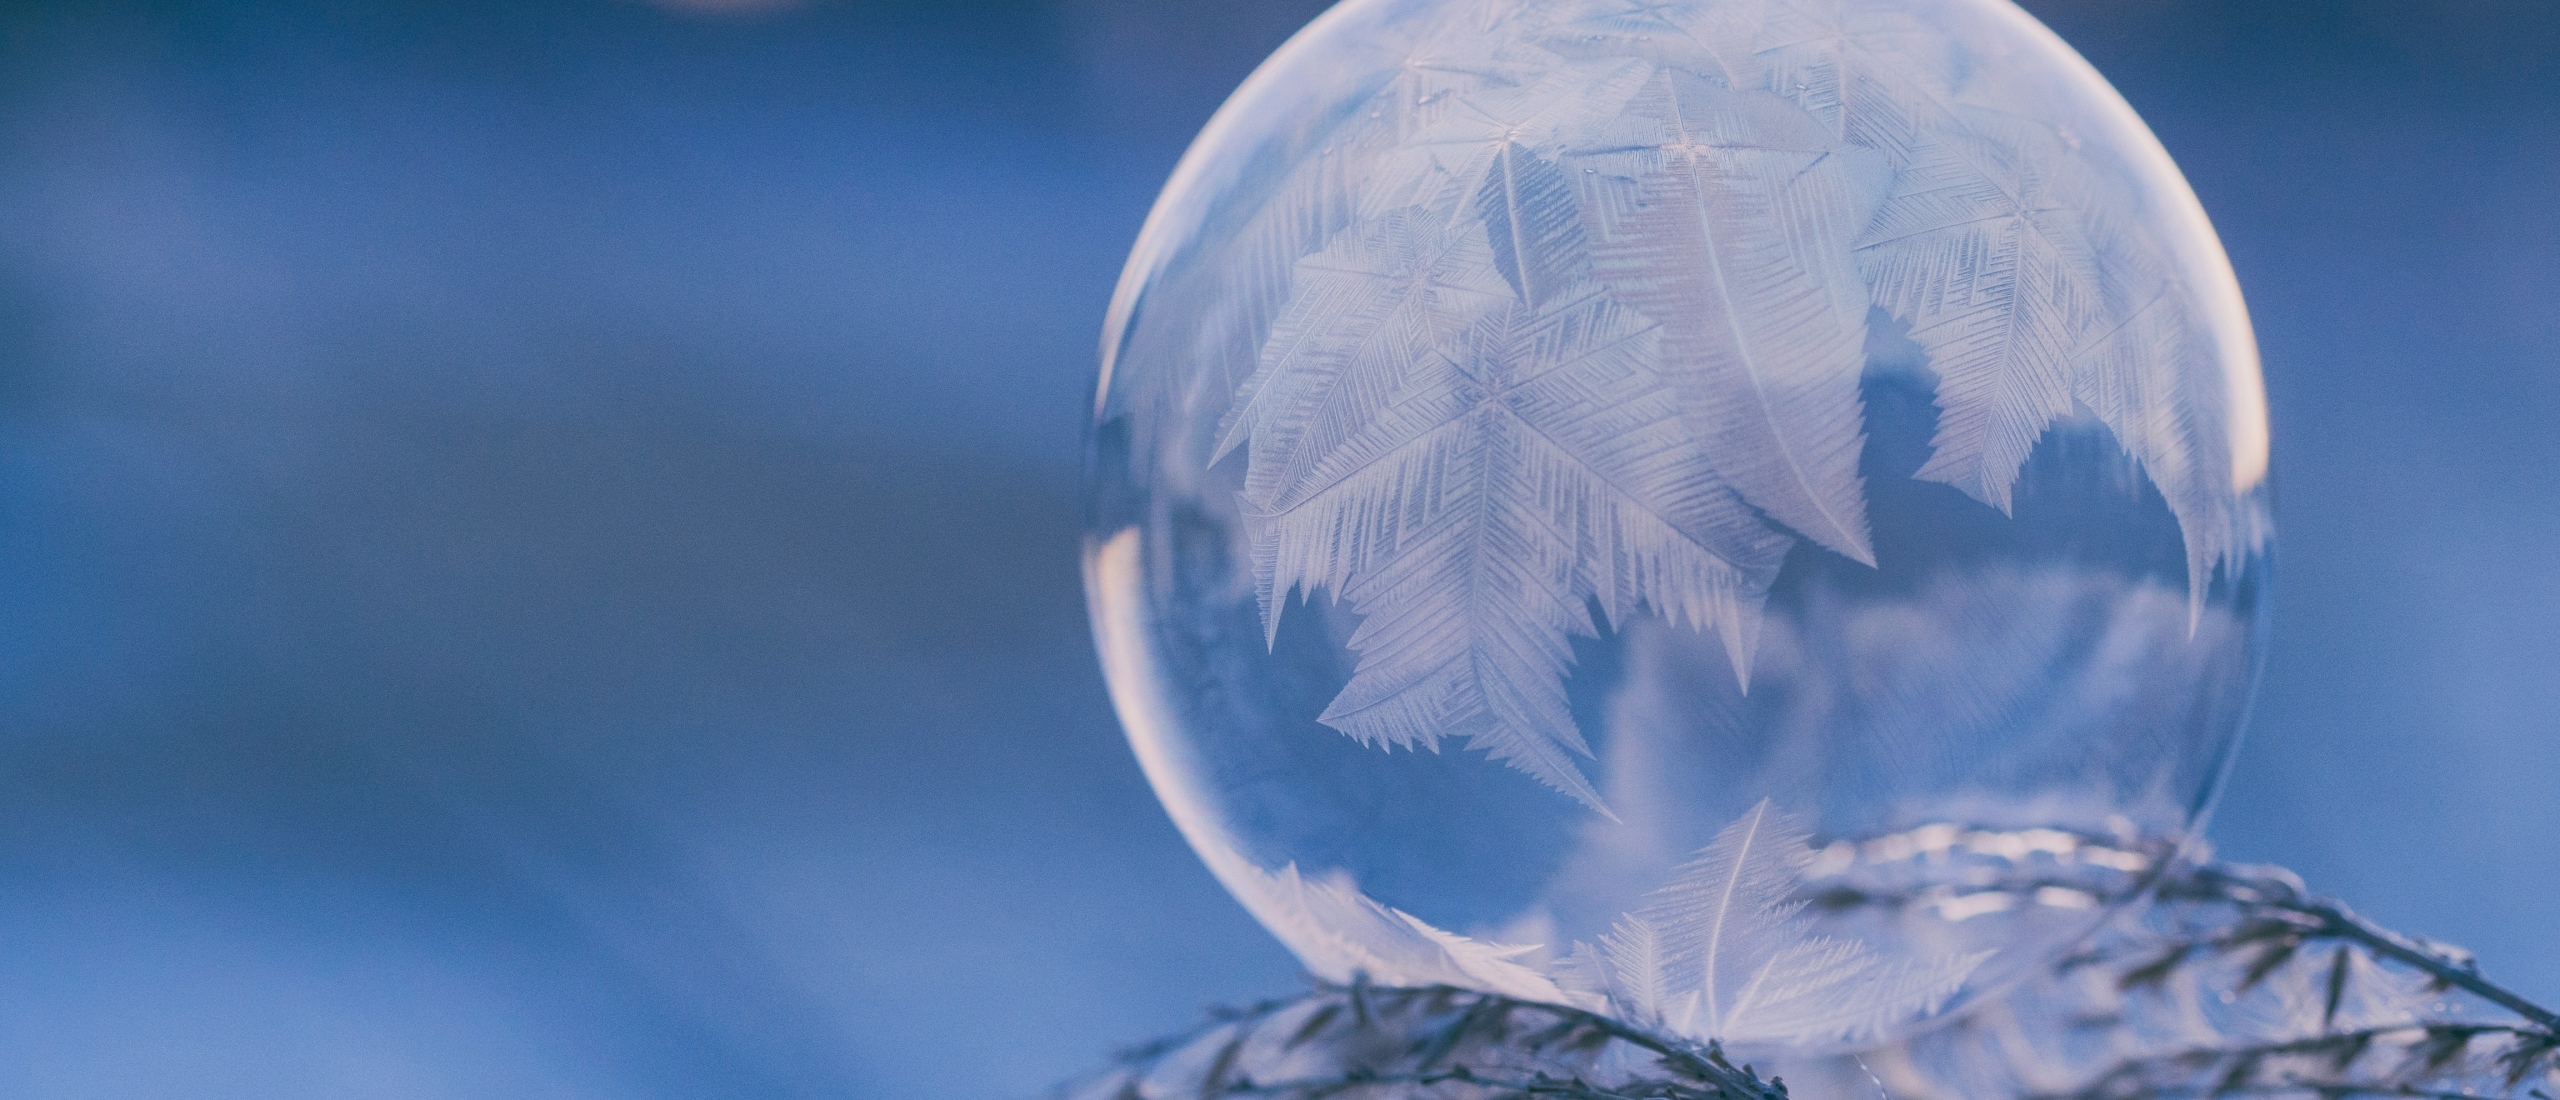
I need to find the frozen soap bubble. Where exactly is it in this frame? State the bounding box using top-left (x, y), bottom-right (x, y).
top-left (1083, 0), bottom-right (2270, 1051)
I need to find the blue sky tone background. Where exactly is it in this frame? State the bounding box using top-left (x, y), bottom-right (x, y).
top-left (0, 0), bottom-right (2553, 1096)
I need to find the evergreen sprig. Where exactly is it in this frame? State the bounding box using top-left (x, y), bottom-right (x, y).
top-left (1053, 858), bottom-right (2556, 1100)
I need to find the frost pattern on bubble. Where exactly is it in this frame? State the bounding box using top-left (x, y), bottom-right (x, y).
top-left (1089, 0), bottom-right (2274, 1050)
top-left (1209, 0), bottom-right (2268, 797)
top-left (1194, 828), bottom-right (1582, 1006)
top-left (1204, 798), bottom-right (1981, 1049)
top-left (1220, 201), bottom-right (1791, 811)
top-left (1570, 800), bottom-right (1985, 1046)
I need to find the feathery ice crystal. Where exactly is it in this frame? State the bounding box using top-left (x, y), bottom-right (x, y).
top-left (1083, 0), bottom-right (2270, 1047)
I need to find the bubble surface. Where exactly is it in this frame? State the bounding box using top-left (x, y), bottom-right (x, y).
top-left (1084, 0), bottom-right (2270, 1049)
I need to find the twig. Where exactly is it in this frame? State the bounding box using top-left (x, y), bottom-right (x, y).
top-left (1056, 856), bottom-right (2556, 1100)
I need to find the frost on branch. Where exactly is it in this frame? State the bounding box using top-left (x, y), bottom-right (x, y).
top-left (1052, 979), bottom-right (1797, 1100)
top-left (1053, 855), bottom-right (2559, 1100)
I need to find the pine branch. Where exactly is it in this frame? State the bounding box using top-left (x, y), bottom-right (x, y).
top-left (1056, 976), bottom-right (1793, 1100)
top-left (1054, 857), bottom-right (2557, 1100)
top-left (2159, 865), bottom-right (2559, 1036)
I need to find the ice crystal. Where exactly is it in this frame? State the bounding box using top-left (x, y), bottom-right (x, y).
top-left (1581, 800), bottom-right (1983, 1045)
top-left (1203, 836), bottom-right (1576, 1006)
top-left (1197, 0), bottom-right (2265, 799)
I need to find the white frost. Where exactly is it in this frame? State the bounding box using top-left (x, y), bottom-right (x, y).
top-left (1208, 0), bottom-right (2264, 803)
top-left (1586, 800), bottom-right (1986, 1046)
top-left (1195, 831), bottom-right (1589, 1007)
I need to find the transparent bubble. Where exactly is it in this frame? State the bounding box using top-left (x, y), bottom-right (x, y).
top-left (1083, 0), bottom-right (2270, 1051)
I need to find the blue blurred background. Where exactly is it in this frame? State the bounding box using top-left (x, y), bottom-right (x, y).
top-left (0, 0), bottom-right (2551, 1096)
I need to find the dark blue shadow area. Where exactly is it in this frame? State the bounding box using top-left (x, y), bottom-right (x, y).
top-left (0, 0), bottom-right (2552, 1097)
